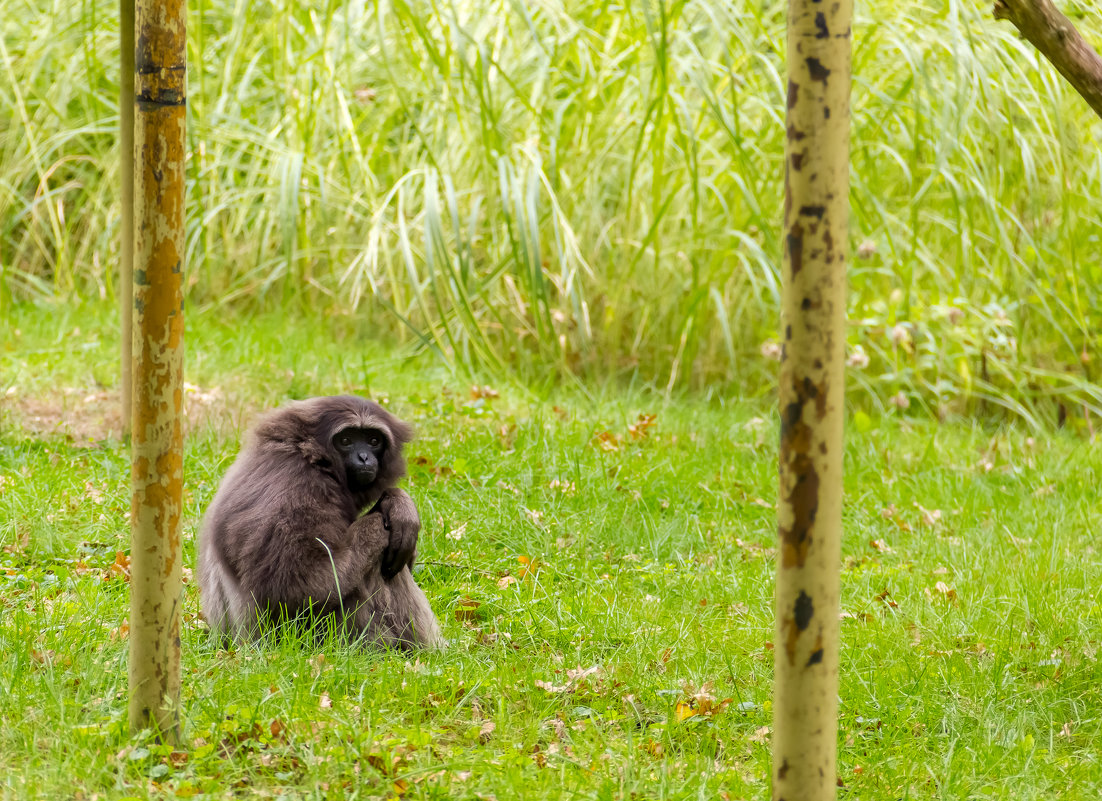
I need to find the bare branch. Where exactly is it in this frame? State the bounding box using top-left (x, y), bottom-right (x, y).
top-left (994, 0), bottom-right (1102, 120)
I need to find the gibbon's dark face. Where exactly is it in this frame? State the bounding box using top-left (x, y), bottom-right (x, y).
top-left (333, 427), bottom-right (387, 491)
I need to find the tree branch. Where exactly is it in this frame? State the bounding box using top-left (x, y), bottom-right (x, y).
top-left (994, 0), bottom-right (1102, 120)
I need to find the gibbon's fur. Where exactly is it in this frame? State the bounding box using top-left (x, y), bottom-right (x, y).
top-left (197, 396), bottom-right (442, 648)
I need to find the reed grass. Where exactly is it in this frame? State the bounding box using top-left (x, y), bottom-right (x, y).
top-left (2, 0), bottom-right (1101, 421)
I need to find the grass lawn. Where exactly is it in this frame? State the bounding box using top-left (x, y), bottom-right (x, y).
top-left (1, 302), bottom-right (1100, 799)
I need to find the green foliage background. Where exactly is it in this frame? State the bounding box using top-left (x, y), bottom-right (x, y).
top-left (2, 0), bottom-right (1102, 419)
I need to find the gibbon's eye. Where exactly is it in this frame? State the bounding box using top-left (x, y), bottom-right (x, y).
top-left (336, 433), bottom-right (353, 449)
top-left (368, 434), bottom-right (382, 448)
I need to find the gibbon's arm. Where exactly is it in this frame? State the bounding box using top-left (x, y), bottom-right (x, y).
top-left (234, 510), bottom-right (382, 607)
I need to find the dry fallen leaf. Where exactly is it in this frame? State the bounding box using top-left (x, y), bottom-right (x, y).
top-left (535, 665), bottom-right (600, 695)
top-left (30, 649), bottom-right (56, 665)
top-left (104, 551), bottom-right (131, 582)
top-left (874, 588), bottom-right (898, 609)
top-left (108, 623), bottom-right (129, 642)
top-left (566, 665), bottom-right (599, 682)
top-left (3, 531), bottom-right (30, 555)
top-left (454, 597), bottom-right (482, 621)
top-left (531, 744), bottom-right (547, 767)
top-left (470, 385), bottom-right (500, 400)
top-left (748, 726), bottom-right (771, 744)
top-left (925, 581), bottom-right (959, 606)
top-left (478, 720), bottom-right (495, 744)
top-left (518, 555), bottom-right (541, 580)
top-left (592, 431), bottom-right (621, 452)
top-left (318, 692), bottom-right (332, 709)
top-left (675, 685), bottom-right (732, 723)
top-left (628, 413), bottom-right (657, 440)
top-left (917, 505), bottom-right (943, 527)
top-left (83, 481), bottom-right (105, 505)
top-left (675, 701), bottom-right (697, 723)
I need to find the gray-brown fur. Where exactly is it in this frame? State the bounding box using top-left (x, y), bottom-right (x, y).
top-left (196, 396), bottom-right (442, 648)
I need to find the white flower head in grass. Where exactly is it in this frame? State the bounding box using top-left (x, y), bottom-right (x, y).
top-left (760, 341), bottom-right (782, 361)
top-left (846, 346), bottom-right (870, 369)
top-left (856, 239), bottom-right (878, 259)
top-left (889, 392), bottom-right (910, 410)
top-left (889, 324), bottom-right (910, 347)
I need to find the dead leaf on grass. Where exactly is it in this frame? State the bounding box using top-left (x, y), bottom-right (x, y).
top-left (517, 555), bottom-right (541, 580)
top-left (535, 665), bottom-right (600, 694)
top-left (628, 413), bottom-right (657, 440)
top-left (454, 597), bottom-right (482, 621)
top-left (548, 479), bottom-right (576, 494)
top-left (879, 504), bottom-right (912, 531)
top-left (675, 684), bottom-right (732, 723)
top-left (470, 385), bottom-right (499, 400)
top-left (874, 588), bottom-right (898, 609)
top-left (592, 431), bottom-right (621, 452)
top-left (917, 505), bottom-right (942, 527)
top-left (104, 551), bottom-right (130, 582)
top-left (83, 481), bottom-right (105, 505)
top-left (108, 623), bottom-right (129, 642)
top-left (748, 726), bottom-right (771, 744)
top-left (926, 581), bottom-right (959, 605)
top-left (3, 531), bottom-right (29, 555)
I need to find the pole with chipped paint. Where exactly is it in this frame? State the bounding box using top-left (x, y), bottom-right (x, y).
top-left (129, 0), bottom-right (185, 740)
top-left (120, 0), bottom-right (134, 438)
top-left (773, 0), bottom-right (852, 797)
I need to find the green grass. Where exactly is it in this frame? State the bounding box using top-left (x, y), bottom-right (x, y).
top-left (3, 0), bottom-right (1102, 419)
top-left (3, 306), bottom-right (1102, 799)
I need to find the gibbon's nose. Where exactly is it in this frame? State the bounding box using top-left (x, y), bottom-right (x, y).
top-left (356, 451), bottom-right (372, 465)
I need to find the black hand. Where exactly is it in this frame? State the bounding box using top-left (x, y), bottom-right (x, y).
top-left (380, 520), bottom-right (416, 579)
top-left (377, 490), bottom-right (419, 580)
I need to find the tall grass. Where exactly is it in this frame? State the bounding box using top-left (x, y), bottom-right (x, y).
top-left (1, 0), bottom-right (1101, 420)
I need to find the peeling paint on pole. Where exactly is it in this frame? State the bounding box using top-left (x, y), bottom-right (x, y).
top-left (773, 0), bottom-right (852, 798)
top-left (120, 0), bottom-right (135, 438)
top-left (129, 0), bottom-right (185, 742)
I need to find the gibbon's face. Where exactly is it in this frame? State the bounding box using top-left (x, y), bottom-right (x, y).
top-left (332, 427), bottom-right (387, 491)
